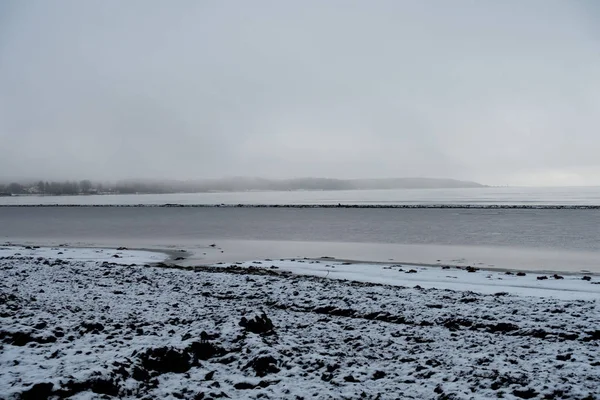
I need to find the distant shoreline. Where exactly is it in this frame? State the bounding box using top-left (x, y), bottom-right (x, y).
top-left (0, 177), bottom-right (486, 196)
top-left (1, 203), bottom-right (599, 209)
top-left (2, 185), bottom-right (488, 197)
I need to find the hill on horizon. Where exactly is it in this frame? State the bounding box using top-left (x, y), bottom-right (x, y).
top-left (1, 177), bottom-right (486, 195)
top-left (111, 177), bottom-right (486, 193)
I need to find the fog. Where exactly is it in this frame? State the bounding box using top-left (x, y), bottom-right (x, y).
top-left (1, 0), bottom-right (599, 186)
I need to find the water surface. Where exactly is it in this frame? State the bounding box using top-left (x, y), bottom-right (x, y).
top-left (1, 206), bottom-right (598, 272)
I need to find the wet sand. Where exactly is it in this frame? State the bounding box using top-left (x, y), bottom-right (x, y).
top-left (5, 238), bottom-right (600, 273)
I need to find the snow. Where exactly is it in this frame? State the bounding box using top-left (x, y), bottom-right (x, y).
top-left (1, 247), bottom-right (599, 400)
top-left (0, 245), bottom-right (168, 265)
top-left (216, 259), bottom-right (600, 300)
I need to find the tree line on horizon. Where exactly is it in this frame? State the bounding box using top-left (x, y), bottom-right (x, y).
top-left (0, 177), bottom-right (484, 196)
top-left (1, 180), bottom-right (97, 195)
top-left (0, 180), bottom-right (175, 195)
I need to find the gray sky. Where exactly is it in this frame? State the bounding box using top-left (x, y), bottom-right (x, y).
top-left (1, 0), bottom-right (599, 186)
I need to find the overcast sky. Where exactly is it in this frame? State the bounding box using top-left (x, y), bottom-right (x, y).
top-left (1, 0), bottom-right (599, 186)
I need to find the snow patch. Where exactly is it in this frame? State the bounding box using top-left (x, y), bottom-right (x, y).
top-left (215, 259), bottom-right (600, 300)
top-left (0, 245), bottom-right (168, 264)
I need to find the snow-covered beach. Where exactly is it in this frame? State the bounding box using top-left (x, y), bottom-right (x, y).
top-left (1, 245), bottom-right (598, 399)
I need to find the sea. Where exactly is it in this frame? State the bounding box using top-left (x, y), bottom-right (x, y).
top-left (1, 187), bottom-right (599, 272)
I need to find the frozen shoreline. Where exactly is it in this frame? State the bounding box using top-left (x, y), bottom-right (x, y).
top-left (212, 259), bottom-right (600, 301)
top-left (4, 239), bottom-right (600, 274)
top-left (0, 245), bottom-right (171, 265)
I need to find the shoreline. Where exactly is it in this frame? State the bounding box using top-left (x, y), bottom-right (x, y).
top-left (311, 257), bottom-right (600, 276)
top-left (4, 239), bottom-right (600, 274)
top-left (2, 203), bottom-right (600, 209)
top-left (2, 244), bottom-right (598, 300)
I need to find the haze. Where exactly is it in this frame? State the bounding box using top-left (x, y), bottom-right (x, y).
top-left (1, 0), bottom-right (599, 186)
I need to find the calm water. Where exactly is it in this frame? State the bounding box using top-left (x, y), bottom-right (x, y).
top-left (1, 207), bottom-right (599, 251)
top-left (2, 190), bottom-right (600, 271)
top-left (2, 186), bottom-right (600, 206)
